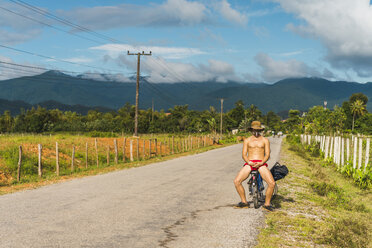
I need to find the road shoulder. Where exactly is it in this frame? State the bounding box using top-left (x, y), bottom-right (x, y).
top-left (255, 137), bottom-right (372, 248)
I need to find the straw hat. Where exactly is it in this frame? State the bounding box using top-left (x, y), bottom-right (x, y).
top-left (250, 121), bottom-right (264, 131)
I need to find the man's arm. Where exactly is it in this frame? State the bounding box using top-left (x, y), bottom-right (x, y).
top-left (242, 138), bottom-right (251, 164)
top-left (262, 138), bottom-right (270, 164)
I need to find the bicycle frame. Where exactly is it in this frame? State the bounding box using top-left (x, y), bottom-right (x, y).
top-left (248, 170), bottom-right (265, 208)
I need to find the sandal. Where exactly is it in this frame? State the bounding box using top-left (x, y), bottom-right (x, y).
top-left (262, 205), bottom-right (275, 212)
top-left (234, 202), bottom-right (249, 208)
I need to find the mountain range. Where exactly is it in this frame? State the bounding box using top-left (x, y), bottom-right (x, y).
top-left (0, 70), bottom-right (371, 117)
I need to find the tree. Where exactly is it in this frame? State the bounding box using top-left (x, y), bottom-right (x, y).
top-left (228, 100), bottom-right (245, 127)
top-left (351, 99), bottom-right (366, 131)
top-left (349, 93), bottom-right (368, 105)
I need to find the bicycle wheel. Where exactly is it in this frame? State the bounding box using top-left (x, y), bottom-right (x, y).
top-left (252, 184), bottom-right (259, 209)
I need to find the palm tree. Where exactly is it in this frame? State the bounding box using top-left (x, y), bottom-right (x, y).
top-left (351, 99), bottom-right (366, 130)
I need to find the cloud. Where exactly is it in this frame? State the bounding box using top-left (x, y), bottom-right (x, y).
top-left (0, 56), bottom-right (46, 80)
top-left (274, 0), bottom-right (372, 77)
top-left (59, 0), bottom-right (252, 30)
top-left (214, 0), bottom-right (248, 26)
top-left (90, 43), bottom-right (206, 59)
top-left (59, 0), bottom-right (208, 30)
top-left (62, 57), bottom-right (93, 63)
top-left (0, 0), bottom-right (44, 44)
top-left (110, 54), bottom-right (241, 83)
top-left (79, 72), bottom-right (132, 83)
top-left (254, 52), bottom-right (335, 82)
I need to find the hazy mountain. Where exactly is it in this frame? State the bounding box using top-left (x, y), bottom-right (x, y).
top-left (0, 98), bottom-right (114, 116)
top-left (0, 71), bottom-right (371, 116)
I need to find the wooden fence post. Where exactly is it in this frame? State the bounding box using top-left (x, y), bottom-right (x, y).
top-left (143, 139), bottom-right (146, 160)
top-left (149, 139), bottom-right (152, 158)
top-left (324, 136), bottom-right (329, 159)
top-left (159, 142), bottom-right (162, 156)
top-left (95, 138), bottom-right (99, 167)
top-left (71, 145), bottom-right (75, 172)
top-left (341, 138), bottom-right (345, 167)
top-left (172, 136), bottom-right (174, 154)
top-left (38, 144), bottom-right (42, 177)
top-left (155, 139), bottom-right (158, 156)
top-left (107, 145), bottom-right (110, 166)
top-left (329, 136), bottom-right (334, 159)
top-left (346, 138), bottom-right (350, 162)
top-left (136, 138), bottom-right (139, 160)
top-left (114, 139), bottom-right (118, 164)
top-left (191, 137), bottom-right (193, 150)
top-left (353, 138), bottom-right (357, 169)
top-left (130, 140), bottom-right (134, 161)
top-left (123, 137), bottom-right (126, 162)
top-left (56, 142), bottom-right (59, 176)
top-left (85, 143), bottom-right (88, 168)
top-left (17, 145), bottom-right (22, 182)
top-left (358, 138), bottom-right (363, 170)
top-left (333, 137), bottom-right (337, 164)
top-left (364, 138), bottom-right (370, 172)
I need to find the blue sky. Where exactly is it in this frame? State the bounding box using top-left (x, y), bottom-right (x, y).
top-left (1, 0), bottom-right (372, 84)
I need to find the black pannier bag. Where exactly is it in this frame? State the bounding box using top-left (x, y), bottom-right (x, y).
top-left (270, 162), bottom-right (289, 181)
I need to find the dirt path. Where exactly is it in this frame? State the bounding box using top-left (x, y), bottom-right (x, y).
top-left (0, 137), bottom-right (282, 248)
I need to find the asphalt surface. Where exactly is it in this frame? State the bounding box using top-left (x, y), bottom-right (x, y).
top-left (0, 137), bottom-right (283, 248)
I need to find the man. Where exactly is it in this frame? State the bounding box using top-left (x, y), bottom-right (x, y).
top-left (233, 121), bottom-right (276, 211)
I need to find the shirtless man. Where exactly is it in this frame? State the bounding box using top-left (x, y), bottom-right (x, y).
top-left (233, 121), bottom-right (275, 211)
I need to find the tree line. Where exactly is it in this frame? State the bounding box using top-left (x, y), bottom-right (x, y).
top-left (0, 93), bottom-right (369, 135)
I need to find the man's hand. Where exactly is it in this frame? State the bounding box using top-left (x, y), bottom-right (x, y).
top-left (248, 161), bottom-right (262, 168)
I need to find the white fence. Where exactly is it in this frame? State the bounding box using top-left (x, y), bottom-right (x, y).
top-left (300, 134), bottom-right (371, 172)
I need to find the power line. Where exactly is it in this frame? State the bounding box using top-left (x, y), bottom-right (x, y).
top-left (0, 62), bottom-right (134, 84)
top-left (8, 0), bottom-right (122, 44)
top-left (0, 6), bottom-right (106, 45)
top-left (9, 0), bottom-right (195, 84)
top-left (6, 0), bottom-right (199, 85)
top-left (0, 44), bottom-right (124, 73)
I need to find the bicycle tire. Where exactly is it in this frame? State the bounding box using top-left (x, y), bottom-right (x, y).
top-left (252, 184), bottom-right (259, 209)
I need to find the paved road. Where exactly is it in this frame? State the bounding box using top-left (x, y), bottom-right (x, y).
top-left (0, 137), bottom-right (282, 248)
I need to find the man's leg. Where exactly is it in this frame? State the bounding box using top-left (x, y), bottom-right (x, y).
top-left (258, 166), bottom-right (275, 206)
top-left (234, 165), bottom-right (252, 203)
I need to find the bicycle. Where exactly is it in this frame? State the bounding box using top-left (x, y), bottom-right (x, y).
top-left (247, 170), bottom-right (278, 209)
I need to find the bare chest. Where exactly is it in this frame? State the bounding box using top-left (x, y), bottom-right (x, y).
top-left (248, 139), bottom-right (265, 149)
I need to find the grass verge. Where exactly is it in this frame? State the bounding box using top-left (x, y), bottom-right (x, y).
top-left (256, 136), bottom-right (372, 248)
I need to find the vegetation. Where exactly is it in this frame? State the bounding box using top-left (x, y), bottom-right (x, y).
top-left (0, 101), bottom-right (285, 134)
top-left (256, 137), bottom-right (372, 248)
top-left (290, 135), bottom-right (372, 189)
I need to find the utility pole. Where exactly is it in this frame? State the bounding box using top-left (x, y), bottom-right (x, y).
top-left (220, 98), bottom-right (224, 137)
top-left (127, 51), bottom-right (152, 137)
top-left (152, 98), bottom-right (154, 122)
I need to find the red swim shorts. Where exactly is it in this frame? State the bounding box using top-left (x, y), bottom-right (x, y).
top-left (243, 160), bottom-right (268, 171)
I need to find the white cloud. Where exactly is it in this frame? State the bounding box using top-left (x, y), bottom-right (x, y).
top-left (214, 0), bottom-right (248, 26)
top-left (0, 56), bottom-right (46, 80)
top-left (79, 72), bottom-right (132, 83)
top-left (112, 54), bottom-right (241, 83)
top-left (254, 52), bottom-right (335, 82)
top-left (59, 0), bottom-right (208, 30)
top-left (0, 0), bottom-right (44, 44)
top-left (274, 0), bottom-right (372, 77)
top-left (90, 43), bottom-right (206, 59)
top-left (62, 57), bottom-right (93, 63)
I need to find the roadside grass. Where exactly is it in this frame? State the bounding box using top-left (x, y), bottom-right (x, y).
top-left (0, 134), bottom-right (237, 195)
top-left (256, 137), bottom-right (372, 248)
